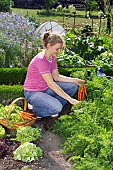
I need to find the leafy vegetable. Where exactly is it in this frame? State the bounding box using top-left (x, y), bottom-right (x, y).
top-left (14, 126), bottom-right (41, 143)
top-left (0, 104), bottom-right (22, 121)
top-left (0, 104), bottom-right (26, 128)
top-left (52, 76), bottom-right (113, 169)
top-left (13, 142), bottom-right (42, 162)
top-left (21, 166), bottom-right (32, 170)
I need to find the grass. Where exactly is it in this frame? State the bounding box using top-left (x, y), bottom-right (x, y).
top-left (12, 8), bottom-right (102, 30)
top-left (12, 8), bottom-right (113, 35)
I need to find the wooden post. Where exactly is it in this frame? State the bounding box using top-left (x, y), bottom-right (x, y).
top-left (24, 39), bottom-right (28, 67)
top-left (92, 18), bottom-right (93, 32)
top-left (73, 12), bottom-right (76, 28)
top-left (27, 11), bottom-right (28, 16)
top-left (99, 17), bottom-right (101, 34)
top-left (8, 0), bottom-right (10, 13)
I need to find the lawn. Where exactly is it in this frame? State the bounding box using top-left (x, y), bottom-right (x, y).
top-left (12, 8), bottom-right (102, 31)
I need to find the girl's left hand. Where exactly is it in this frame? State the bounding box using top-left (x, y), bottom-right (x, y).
top-left (75, 78), bottom-right (85, 86)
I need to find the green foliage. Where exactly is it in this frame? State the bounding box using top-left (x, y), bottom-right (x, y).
top-left (13, 142), bottom-right (42, 162)
top-left (0, 0), bottom-right (8, 12)
top-left (0, 68), bottom-right (27, 85)
top-left (0, 125), bottom-right (5, 137)
top-left (0, 12), bottom-right (42, 68)
top-left (100, 35), bottom-right (113, 53)
top-left (81, 24), bottom-right (93, 34)
top-left (44, 0), bottom-right (57, 11)
top-left (21, 166), bottom-right (32, 170)
top-left (64, 30), bottom-right (107, 62)
top-left (85, 0), bottom-right (98, 12)
top-left (27, 16), bottom-right (40, 28)
top-left (0, 85), bottom-right (24, 104)
top-left (0, 104), bottom-right (23, 128)
top-left (68, 5), bottom-right (76, 13)
top-left (102, 64), bottom-right (113, 76)
top-left (58, 67), bottom-right (93, 77)
top-left (70, 70), bottom-right (87, 80)
top-left (56, 4), bottom-right (62, 12)
top-left (57, 52), bottom-right (84, 68)
top-left (0, 11), bottom-right (113, 68)
top-left (52, 76), bottom-right (113, 169)
top-left (62, 7), bottom-right (69, 13)
top-left (14, 126), bottom-right (41, 143)
top-left (0, 67), bottom-right (95, 104)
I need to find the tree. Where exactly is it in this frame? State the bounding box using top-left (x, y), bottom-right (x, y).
top-left (43, 0), bottom-right (57, 11)
top-left (95, 0), bottom-right (112, 34)
top-left (85, 0), bottom-right (98, 17)
top-left (95, 0), bottom-right (105, 13)
top-left (0, 0), bottom-right (8, 12)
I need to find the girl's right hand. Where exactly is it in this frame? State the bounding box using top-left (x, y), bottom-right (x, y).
top-left (69, 98), bottom-right (80, 105)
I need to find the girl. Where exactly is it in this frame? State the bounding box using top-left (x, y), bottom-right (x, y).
top-left (24, 32), bottom-right (85, 118)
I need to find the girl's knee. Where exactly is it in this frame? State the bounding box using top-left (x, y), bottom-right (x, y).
top-left (53, 102), bottom-right (63, 114)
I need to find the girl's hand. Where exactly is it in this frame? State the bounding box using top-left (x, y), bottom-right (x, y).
top-left (68, 98), bottom-right (80, 105)
top-left (75, 78), bottom-right (85, 86)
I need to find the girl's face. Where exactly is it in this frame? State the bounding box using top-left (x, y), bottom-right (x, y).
top-left (48, 43), bottom-right (63, 57)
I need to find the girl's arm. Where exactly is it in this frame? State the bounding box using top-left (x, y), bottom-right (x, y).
top-left (42, 72), bottom-right (79, 105)
top-left (52, 69), bottom-right (85, 86)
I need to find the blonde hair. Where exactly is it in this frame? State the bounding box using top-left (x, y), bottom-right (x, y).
top-left (42, 32), bottom-right (64, 48)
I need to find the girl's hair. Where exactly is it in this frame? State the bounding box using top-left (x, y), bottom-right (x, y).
top-left (42, 32), bottom-right (64, 48)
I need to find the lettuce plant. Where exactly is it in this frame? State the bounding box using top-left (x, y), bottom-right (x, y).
top-left (13, 142), bottom-right (42, 162)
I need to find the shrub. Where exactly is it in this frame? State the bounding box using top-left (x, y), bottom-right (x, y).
top-left (0, 0), bottom-right (8, 12)
top-left (0, 68), bottom-right (27, 85)
top-left (0, 85), bottom-right (24, 104)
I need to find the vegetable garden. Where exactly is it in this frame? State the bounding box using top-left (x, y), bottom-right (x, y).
top-left (0, 7), bottom-right (113, 170)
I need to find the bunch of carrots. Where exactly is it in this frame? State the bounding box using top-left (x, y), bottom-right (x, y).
top-left (78, 84), bottom-right (88, 101)
top-left (19, 111), bottom-right (36, 121)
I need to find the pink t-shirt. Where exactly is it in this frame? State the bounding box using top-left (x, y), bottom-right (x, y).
top-left (24, 51), bottom-right (58, 91)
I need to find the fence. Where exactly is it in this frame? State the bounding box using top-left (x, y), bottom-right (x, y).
top-left (56, 13), bottom-right (112, 35)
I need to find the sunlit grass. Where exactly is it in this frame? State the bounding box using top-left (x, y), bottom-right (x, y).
top-left (12, 8), bottom-right (100, 29)
top-left (12, 8), bottom-right (113, 36)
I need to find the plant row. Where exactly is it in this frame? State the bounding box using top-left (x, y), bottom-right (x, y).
top-left (51, 73), bottom-right (113, 169)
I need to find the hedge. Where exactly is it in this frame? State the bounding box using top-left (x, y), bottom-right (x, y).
top-left (0, 67), bottom-right (96, 85)
top-left (0, 66), bottom-right (112, 104)
top-left (0, 85), bottom-right (24, 104)
top-left (0, 68), bottom-right (27, 85)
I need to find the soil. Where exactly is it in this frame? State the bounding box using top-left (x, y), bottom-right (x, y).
top-left (0, 103), bottom-right (73, 170)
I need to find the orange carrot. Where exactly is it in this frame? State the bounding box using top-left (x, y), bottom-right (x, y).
top-left (78, 87), bottom-right (81, 101)
top-left (83, 84), bottom-right (88, 96)
top-left (82, 88), bottom-right (85, 100)
top-left (19, 112), bottom-right (36, 120)
top-left (78, 84), bottom-right (88, 101)
top-left (18, 112), bottom-right (24, 121)
top-left (78, 88), bottom-right (80, 100)
top-left (20, 111), bottom-right (34, 116)
top-left (21, 115), bottom-right (33, 120)
top-left (79, 87), bottom-right (82, 100)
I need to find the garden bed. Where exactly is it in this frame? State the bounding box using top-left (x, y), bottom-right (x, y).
top-left (0, 103), bottom-right (72, 170)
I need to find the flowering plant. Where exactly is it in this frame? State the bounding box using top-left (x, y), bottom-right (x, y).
top-left (0, 12), bottom-right (42, 67)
